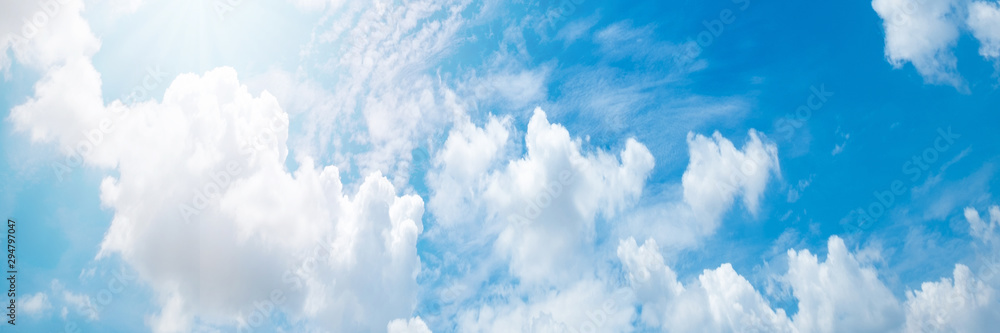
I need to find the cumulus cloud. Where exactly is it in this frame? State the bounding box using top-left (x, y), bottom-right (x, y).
top-left (785, 236), bottom-right (904, 332)
top-left (618, 129), bottom-right (780, 251)
top-left (4, 0), bottom-right (106, 155)
top-left (427, 114), bottom-right (511, 227)
top-left (684, 130), bottom-right (780, 223)
top-left (618, 237), bottom-right (795, 332)
top-left (904, 264), bottom-right (1000, 332)
top-left (3, 2), bottom-right (433, 331)
top-left (1, 0), bottom-right (100, 73)
top-left (10, 52), bottom-right (427, 332)
top-left (488, 109), bottom-right (654, 286)
top-left (423, 107), bottom-right (652, 331)
top-left (87, 68), bottom-right (423, 332)
top-left (429, 107), bottom-right (654, 287)
top-left (893, 204), bottom-right (1000, 332)
top-left (616, 233), bottom-right (1000, 333)
top-left (8, 61), bottom-right (425, 331)
top-left (12, 1), bottom-right (1000, 332)
top-left (872, 0), bottom-right (964, 86)
top-left (872, 0), bottom-right (1000, 87)
top-left (388, 316), bottom-right (433, 333)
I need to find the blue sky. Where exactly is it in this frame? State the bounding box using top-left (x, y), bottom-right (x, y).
top-left (2, 0), bottom-right (1000, 332)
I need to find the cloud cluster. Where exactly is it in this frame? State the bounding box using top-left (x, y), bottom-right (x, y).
top-left (904, 264), bottom-right (1000, 332)
top-left (6, 0), bottom-right (1000, 332)
top-left (424, 107), bottom-right (797, 331)
top-left (423, 108), bottom-right (652, 331)
top-left (4, 2), bottom-right (428, 330)
top-left (429, 107), bottom-right (654, 285)
top-left (872, 0), bottom-right (1000, 88)
top-left (618, 237), bottom-right (795, 332)
top-left (616, 129), bottom-right (781, 251)
top-left (619, 232), bottom-right (1000, 332)
top-left (90, 68), bottom-right (425, 332)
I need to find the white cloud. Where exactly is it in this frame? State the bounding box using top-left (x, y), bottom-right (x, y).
top-left (872, 0), bottom-right (1000, 87)
top-left (1, 0), bottom-right (100, 73)
top-left (620, 129), bottom-right (780, 252)
top-left (617, 233), bottom-right (1000, 333)
top-left (4, 0), bottom-right (107, 159)
top-left (872, 0), bottom-right (964, 87)
top-left (11, 61), bottom-right (427, 331)
top-left (618, 237), bottom-right (795, 332)
top-left (787, 177), bottom-right (812, 203)
top-left (81, 68), bottom-right (424, 332)
top-left (425, 107), bottom-right (652, 330)
top-left (786, 236), bottom-right (904, 332)
top-left (297, 0), bottom-right (473, 188)
top-left (489, 109), bottom-right (653, 286)
top-left (4, 1), bottom-right (460, 330)
top-left (96, 0), bottom-right (145, 16)
top-left (965, 205), bottom-right (1000, 245)
top-left (388, 316), bottom-right (433, 333)
top-left (968, 1), bottom-right (1000, 61)
top-left (12, 1), bottom-right (1000, 332)
top-left (831, 132), bottom-right (849, 156)
top-left (554, 14), bottom-right (601, 45)
top-left (904, 264), bottom-right (1000, 332)
top-left (596, 21), bottom-right (681, 64)
top-left (684, 129), bottom-right (780, 223)
top-left (63, 290), bottom-right (99, 321)
top-left (456, 280), bottom-right (635, 333)
top-left (20, 292), bottom-right (51, 316)
top-left (427, 114), bottom-right (511, 227)
top-left (429, 107), bottom-right (654, 287)
top-left (465, 64), bottom-right (551, 111)
top-left (898, 204), bottom-right (1000, 332)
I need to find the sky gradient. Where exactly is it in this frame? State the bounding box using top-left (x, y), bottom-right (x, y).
top-left (2, 0), bottom-right (1000, 332)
